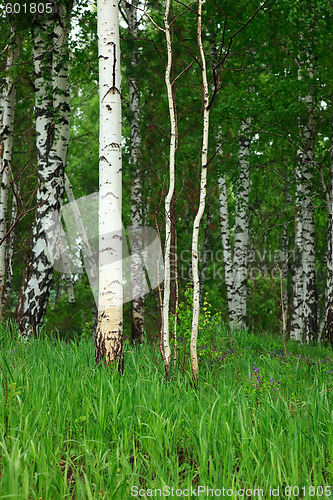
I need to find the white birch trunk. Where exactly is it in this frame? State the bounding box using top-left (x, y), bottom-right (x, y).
top-left (290, 42), bottom-right (317, 343)
top-left (322, 214), bottom-right (333, 344)
top-left (190, 0), bottom-right (210, 383)
top-left (301, 90), bottom-right (317, 342)
top-left (281, 213), bottom-right (289, 325)
top-left (302, 166), bottom-right (317, 342)
top-left (18, 19), bottom-right (54, 335)
top-left (19, 8), bottom-right (71, 336)
top-left (162, 0), bottom-right (177, 377)
top-left (2, 182), bottom-right (18, 310)
top-left (0, 37), bottom-right (18, 316)
top-left (53, 3), bottom-right (74, 305)
top-left (95, 0), bottom-right (123, 368)
top-left (232, 119), bottom-right (251, 328)
top-left (218, 173), bottom-right (235, 319)
top-left (290, 166), bottom-right (304, 341)
top-left (322, 117), bottom-right (333, 345)
top-left (127, 0), bottom-right (145, 343)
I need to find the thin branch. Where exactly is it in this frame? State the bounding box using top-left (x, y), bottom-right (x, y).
top-left (171, 61), bottom-right (194, 86)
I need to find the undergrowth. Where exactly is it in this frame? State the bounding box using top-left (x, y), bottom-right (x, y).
top-left (0, 320), bottom-right (332, 499)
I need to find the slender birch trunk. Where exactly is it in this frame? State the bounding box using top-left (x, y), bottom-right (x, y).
top-left (53, 2), bottom-right (73, 305)
top-left (18, 6), bottom-right (71, 336)
top-left (2, 183), bottom-right (18, 311)
top-left (322, 215), bottom-right (333, 345)
top-left (162, 0), bottom-right (177, 377)
top-left (218, 173), bottom-right (235, 319)
top-left (300, 87), bottom-right (317, 342)
top-left (190, 0), bottom-right (210, 383)
top-left (302, 165), bottom-right (317, 342)
top-left (95, 0), bottom-right (123, 369)
top-left (0, 36), bottom-right (19, 317)
top-left (281, 211), bottom-right (289, 325)
top-left (290, 36), bottom-right (317, 343)
top-left (290, 166), bottom-right (304, 341)
top-left (127, 0), bottom-right (145, 343)
top-left (232, 119), bottom-right (251, 328)
top-left (323, 117), bottom-right (333, 346)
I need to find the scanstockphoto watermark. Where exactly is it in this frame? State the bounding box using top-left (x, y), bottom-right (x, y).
top-left (177, 247), bottom-right (287, 283)
top-left (177, 262), bottom-right (286, 283)
top-left (131, 485), bottom-right (332, 498)
top-left (131, 485), bottom-right (265, 497)
top-left (44, 191), bottom-right (164, 306)
top-left (178, 249), bottom-right (287, 265)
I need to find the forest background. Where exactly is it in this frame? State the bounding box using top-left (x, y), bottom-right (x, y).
top-left (1, 0), bottom-right (333, 348)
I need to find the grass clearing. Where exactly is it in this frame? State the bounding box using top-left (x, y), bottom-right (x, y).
top-left (0, 324), bottom-right (332, 499)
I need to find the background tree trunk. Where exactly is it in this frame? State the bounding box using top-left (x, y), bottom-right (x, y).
top-left (232, 119), bottom-right (251, 328)
top-left (18, 6), bottom-right (71, 336)
top-left (126, 0), bottom-right (145, 344)
top-left (0, 35), bottom-right (19, 317)
top-left (323, 116), bottom-right (333, 346)
top-left (218, 172), bottom-right (235, 320)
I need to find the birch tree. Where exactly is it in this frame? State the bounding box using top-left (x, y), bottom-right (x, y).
top-left (18, 4), bottom-right (71, 336)
top-left (218, 122), bottom-right (251, 329)
top-left (126, 0), bottom-right (145, 343)
top-left (95, 0), bottom-right (123, 369)
top-left (290, 36), bottom-right (317, 343)
top-left (2, 184), bottom-right (18, 311)
top-left (322, 120), bottom-right (333, 346)
top-left (232, 120), bottom-right (251, 328)
top-left (218, 171), bottom-right (234, 319)
top-left (290, 166), bottom-right (304, 341)
top-left (162, 0), bottom-right (177, 377)
top-left (190, 0), bottom-right (209, 383)
top-left (0, 35), bottom-right (19, 317)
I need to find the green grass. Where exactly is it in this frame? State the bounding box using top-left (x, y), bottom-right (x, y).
top-left (0, 323), bottom-right (332, 499)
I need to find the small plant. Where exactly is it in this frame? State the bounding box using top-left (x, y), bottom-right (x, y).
top-left (170, 288), bottom-right (234, 369)
top-left (245, 361), bottom-right (281, 401)
top-left (169, 283), bottom-right (193, 370)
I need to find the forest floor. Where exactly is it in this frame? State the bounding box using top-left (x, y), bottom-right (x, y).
top-left (0, 322), bottom-right (332, 499)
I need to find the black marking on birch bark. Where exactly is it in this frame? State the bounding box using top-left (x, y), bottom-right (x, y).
top-left (112, 42), bottom-right (116, 89)
top-left (107, 143), bottom-right (120, 150)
